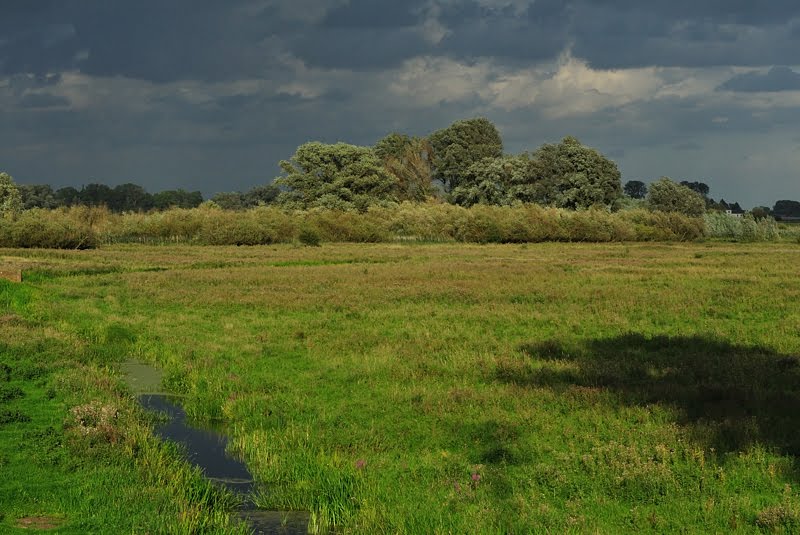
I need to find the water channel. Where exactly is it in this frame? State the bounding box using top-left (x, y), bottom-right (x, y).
top-left (120, 361), bottom-right (310, 534)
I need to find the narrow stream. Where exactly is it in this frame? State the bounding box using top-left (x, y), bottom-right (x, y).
top-left (121, 361), bottom-right (310, 534)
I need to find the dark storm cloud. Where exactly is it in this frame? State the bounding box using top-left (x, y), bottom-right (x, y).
top-left (2, 0), bottom-right (800, 205)
top-left (0, 0), bottom-right (285, 83)
top-left (569, 1), bottom-right (800, 69)
top-left (288, 27), bottom-right (430, 70)
top-left (718, 66), bottom-right (800, 92)
top-left (437, 2), bottom-right (569, 64)
top-left (322, 0), bottom-right (422, 29)
top-left (2, 0), bottom-right (799, 79)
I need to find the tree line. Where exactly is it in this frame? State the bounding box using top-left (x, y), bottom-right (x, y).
top-left (2, 117), bottom-right (798, 218)
top-left (5, 180), bottom-right (283, 213)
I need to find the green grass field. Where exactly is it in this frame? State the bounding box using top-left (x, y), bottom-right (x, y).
top-left (2, 241), bottom-right (800, 533)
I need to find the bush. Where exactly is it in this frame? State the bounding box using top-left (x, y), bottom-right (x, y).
top-left (8, 208), bottom-right (98, 249)
top-left (298, 227), bottom-right (321, 247)
top-left (647, 177), bottom-right (706, 217)
top-left (704, 212), bottom-right (780, 241)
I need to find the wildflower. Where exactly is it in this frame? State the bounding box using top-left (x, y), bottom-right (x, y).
top-left (471, 471), bottom-right (481, 489)
top-left (355, 458), bottom-right (366, 470)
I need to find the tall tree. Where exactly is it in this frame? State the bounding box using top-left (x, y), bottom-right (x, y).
top-left (276, 142), bottom-right (397, 211)
top-left (110, 183), bottom-right (154, 212)
top-left (773, 200), bottom-right (800, 219)
top-left (79, 183), bottom-right (114, 207)
top-left (152, 189), bottom-right (204, 209)
top-left (0, 172), bottom-right (22, 218)
top-left (679, 181), bottom-right (710, 198)
top-left (530, 136), bottom-right (622, 209)
top-left (242, 184), bottom-right (280, 207)
top-left (647, 177), bottom-right (706, 217)
top-left (18, 184), bottom-right (58, 209)
top-left (374, 133), bottom-right (414, 161)
top-left (449, 155), bottom-right (532, 207)
top-left (623, 180), bottom-right (648, 199)
top-left (428, 118), bottom-right (503, 192)
top-left (55, 186), bottom-right (81, 207)
top-left (210, 191), bottom-right (246, 210)
top-left (375, 134), bottom-right (436, 202)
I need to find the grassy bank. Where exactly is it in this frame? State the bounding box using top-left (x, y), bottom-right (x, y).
top-left (0, 279), bottom-right (247, 533)
top-left (2, 241), bottom-right (800, 532)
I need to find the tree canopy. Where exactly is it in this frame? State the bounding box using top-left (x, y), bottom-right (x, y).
top-left (447, 137), bottom-right (622, 209)
top-left (647, 177), bottom-right (706, 217)
top-left (276, 142), bottom-right (397, 211)
top-left (773, 200), bottom-right (800, 219)
top-left (428, 118), bottom-right (503, 192)
top-left (0, 172), bottom-right (22, 218)
top-left (530, 136), bottom-right (622, 209)
top-left (374, 134), bottom-right (436, 202)
top-left (624, 180), bottom-right (648, 199)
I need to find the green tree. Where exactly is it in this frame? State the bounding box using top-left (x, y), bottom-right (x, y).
top-left (210, 191), bottom-right (246, 210)
top-left (276, 142), bottom-right (397, 211)
top-left (646, 177), bottom-right (706, 217)
top-left (55, 186), bottom-right (80, 206)
top-left (449, 155), bottom-right (532, 207)
top-left (242, 184), bottom-right (280, 207)
top-left (110, 183), bottom-right (154, 212)
top-left (375, 135), bottom-right (436, 202)
top-left (0, 172), bottom-right (22, 218)
top-left (773, 200), bottom-right (800, 219)
top-left (750, 206), bottom-right (772, 220)
top-left (679, 181), bottom-right (710, 198)
top-left (428, 118), bottom-right (503, 192)
top-left (530, 136), bottom-right (622, 209)
top-left (623, 180), bottom-right (648, 199)
top-left (374, 133), bottom-right (414, 161)
top-left (152, 189), bottom-right (204, 209)
top-left (79, 183), bottom-right (114, 207)
top-left (18, 184), bottom-right (58, 209)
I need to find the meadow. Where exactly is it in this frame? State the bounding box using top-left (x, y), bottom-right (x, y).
top-left (2, 241), bottom-right (800, 533)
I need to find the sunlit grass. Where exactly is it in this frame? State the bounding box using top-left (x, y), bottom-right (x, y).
top-left (3, 241), bottom-right (800, 533)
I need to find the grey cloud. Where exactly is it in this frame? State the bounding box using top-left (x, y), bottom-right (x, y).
top-left (18, 92), bottom-right (70, 109)
top-left (3, 0), bottom-right (800, 80)
top-left (674, 142), bottom-right (703, 151)
top-left (288, 27), bottom-right (430, 70)
top-left (322, 0), bottom-right (423, 29)
top-left (717, 66), bottom-right (800, 92)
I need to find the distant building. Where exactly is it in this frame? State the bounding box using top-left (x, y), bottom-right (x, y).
top-left (725, 209), bottom-right (744, 218)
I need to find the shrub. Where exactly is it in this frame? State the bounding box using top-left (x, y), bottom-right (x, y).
top-left (0, 203), bottom-right (711, 248)
top-left (9, 208), bottom-right (98, 249)
top-left (298, 227), bottom-right (322, 247)
top-left (647, 177), bottom-right (706, 217)
top-left (704, 212), bottom-right (780, 241)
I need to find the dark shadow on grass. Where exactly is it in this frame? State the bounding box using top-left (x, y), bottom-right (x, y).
top-left (505, 334), bottom-right (800, 457)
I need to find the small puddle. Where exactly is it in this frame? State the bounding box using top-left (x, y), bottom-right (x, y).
top-left (122, 361), bottom-right (309, 534)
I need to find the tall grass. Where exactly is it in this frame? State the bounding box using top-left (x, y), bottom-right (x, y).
top-left (4, 204), bottom-right (790, 249)
top-left (0, 203), bottom-right (712, 248)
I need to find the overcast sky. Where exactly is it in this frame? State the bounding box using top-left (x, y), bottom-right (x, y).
top-left (2, 1), bottom-right (799, 207)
